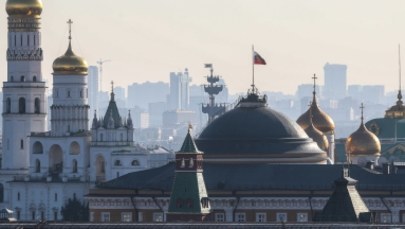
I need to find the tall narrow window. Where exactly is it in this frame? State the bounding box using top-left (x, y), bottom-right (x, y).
top-left (20, 76), bottom-right (25, 82)
top-left (33, 76), bottom-right (37, 82)
top-left (0, 183), bottom-right (4, 203)
top-left (27, 34), bottom-right (29, 46)
top-left (20, 139), bottom-right (24, 149)
top-left (10, 75), bottom-right (14, 82)
top-left (34, 98), bottom-right (40, 114)
top-left (6, 98), bottom-right (11, 113)
top-left (34, 35), bottom-right (36, 46)
top-left (54, 193), bottom-right (58, 201)
top-left (18, 98), bottom-right (25, 113)
top-left (72, 159), bottom-right (78, 173)
top-left (17, 192), bottom-right (20, 201)
top-left (35, 159), bottom-right (40, 173)
top-left (67, 90), bottom-right (71, 98)
top-left (14, 35), bottom-right (16, 46)
top-left (20, 34), bottom-right (22, 46)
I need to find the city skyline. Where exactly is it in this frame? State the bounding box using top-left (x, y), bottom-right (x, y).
top-left (1, 0), bottom-right (405, 94)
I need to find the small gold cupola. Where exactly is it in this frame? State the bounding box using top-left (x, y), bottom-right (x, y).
top-left (52, 19), bottom-right (88, 75)
top-left (6, 0), bottom-right (43, 17)
top-left (346, 103), bottom-right (381, 157)
top-left (304, 107), bottom-right (329, 152)
top-left (297, 74), bottom-right (335, 133)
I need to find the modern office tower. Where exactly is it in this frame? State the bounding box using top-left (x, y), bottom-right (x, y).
top-left (348, 85), bottom-right (385, 104)
top-left (88, 65), bottom-right (99, 117)
top-left (127, 81), bottom-right (169, 110)
top-left (168, 69), bottom-right (191, 110)
top-left (113, 85), bottom-right (126, 108)
top-left (323, 63), bottom-right (347, 100)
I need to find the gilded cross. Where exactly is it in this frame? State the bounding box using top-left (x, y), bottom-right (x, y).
top-left (67, 19), bottom-right (73, 40)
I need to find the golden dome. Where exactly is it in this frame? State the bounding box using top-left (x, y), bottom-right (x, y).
top-left (6, 0), bottom-right (43, 17)
top-left (305, 121), bottom-right (329, 152)
top-left (297, 96), bottom-right (335, 133)
top-left (53, 42), bottom-right (88, 75)
top-left (346, 121), bottom-right (381, 156)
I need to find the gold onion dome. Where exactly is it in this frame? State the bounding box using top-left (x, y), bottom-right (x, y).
top-left (53, 42), bottom-right (88, 75)
top-left (304, 113), bottom-right (329, 152)
top-left (346, 105), bottom-right (381, 156)
top-left (6, 0), bottom-right (43, 16)
top-left (297, 97), bottom-right (335, 133)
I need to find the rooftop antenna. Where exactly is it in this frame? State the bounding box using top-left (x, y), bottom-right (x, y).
top-left (97, 59), bottom-right (111, 92)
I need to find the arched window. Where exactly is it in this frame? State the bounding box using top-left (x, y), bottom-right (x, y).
top-left (100, 133), bottom-right (104, 141)
top-left (72, 159), bottom-right (78, 173)
top-left (5, 98), bottom-right (11, 113)
top-left (18, 97), bottom-right (26, 113)
top-left (34, 98), bottom-right (40, 114)
top-left (20, 76), bottom-right (25, 82)
top-left (35, 159), bottom-right (40, 173)
top-left (131, 160), bottom-right (140, 166)
top-left (80, 90), bottom-right (83, 98)
top-left (33, 142), bottom-right (43, 154)
top-left (10, 76), bottom-right (14, 82)
top-left (70, 142), bottom-right (80, 155)
top-left (67, 90), bottom-right (71, 98)
top-left (114, 160), bottom-right (122, 166)
top-left (33, 76), bottom-right (37, 82)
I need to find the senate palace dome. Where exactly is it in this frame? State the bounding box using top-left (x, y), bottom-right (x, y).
top-left (6, 0), bottom-right (42, 17)
top-left (195, 92), bottom-right (328, 164)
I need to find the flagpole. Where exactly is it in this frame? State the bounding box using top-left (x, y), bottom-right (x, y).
top-left (252, 45), bottom-right (255, 93)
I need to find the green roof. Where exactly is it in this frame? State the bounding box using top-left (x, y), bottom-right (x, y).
top-left (168, 173), bottom-right (209, 214)
top-left (178, 131), bottom-right (200, 154)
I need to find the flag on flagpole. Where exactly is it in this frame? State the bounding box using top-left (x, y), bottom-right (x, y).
top-left (253, 51), bottom-right (266, 65)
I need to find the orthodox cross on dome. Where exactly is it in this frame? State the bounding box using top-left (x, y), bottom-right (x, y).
top-left (360, 103), bottom-right (365, 124)
top-left (312, 73), bottom-right (318, 96)
top-left (67, 19), bottom-right (73, 41)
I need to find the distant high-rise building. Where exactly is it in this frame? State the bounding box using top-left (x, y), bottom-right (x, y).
top-left (113, 86), bottom-right (126, 108)
top-left (88, 65), bottom-right (99, 118)
top-left (168, 69), bottom-right (191, 110)
top-left (127, 81), bottom-right (169, 110)
top-left (323, 63), bottom-right (347, 100)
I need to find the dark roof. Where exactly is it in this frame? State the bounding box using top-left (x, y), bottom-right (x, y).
top-left (98, 163), bottom-right (405, 193)
top-left (103, 92), bottom-right (122, 128)
top-left (365, 118), bottom-right (405, 140)
top-left (178, 130), bottom-right (199, 153)
top-left (195, 94), bottom-right (326, 162)
top-left (315, 170), bottom-right (370, 222)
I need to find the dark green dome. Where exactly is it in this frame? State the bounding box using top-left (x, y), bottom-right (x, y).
top-left (195, 93), bottom-right (328, 164)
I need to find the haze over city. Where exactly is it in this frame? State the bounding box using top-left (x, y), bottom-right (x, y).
top-left (1, 0), bottom-right (405, 94)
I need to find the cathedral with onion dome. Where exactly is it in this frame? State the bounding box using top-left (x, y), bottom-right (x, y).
top-left (3, 0), bottom-right (405, 225)
top-left (0, 0), bottom-right (173, 221)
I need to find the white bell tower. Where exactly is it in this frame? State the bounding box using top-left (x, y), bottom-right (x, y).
top-left (2, 0), bottom-right (47, 170)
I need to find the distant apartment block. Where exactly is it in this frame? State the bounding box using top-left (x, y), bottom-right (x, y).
top-left (323, 63), bottom-right (347, 99)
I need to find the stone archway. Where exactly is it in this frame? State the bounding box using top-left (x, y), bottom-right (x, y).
top-left (49, 145), bottom-right (63, 176)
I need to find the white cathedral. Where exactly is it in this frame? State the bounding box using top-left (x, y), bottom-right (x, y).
top-left (0, 0), bottom-right (173, 221)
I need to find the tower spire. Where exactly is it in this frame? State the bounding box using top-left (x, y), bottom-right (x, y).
top-left (312, 73), bottom-right (318, 96)
top-left (360, 103), bottom-right (364, 124)
top-left (398, 44), bottom-right (403, 103)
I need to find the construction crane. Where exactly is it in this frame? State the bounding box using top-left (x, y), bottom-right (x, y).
top-left (96, 59), bottom-right (111, 92)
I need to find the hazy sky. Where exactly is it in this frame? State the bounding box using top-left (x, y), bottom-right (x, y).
top-left (1, 0), bottom-right (405, 94)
